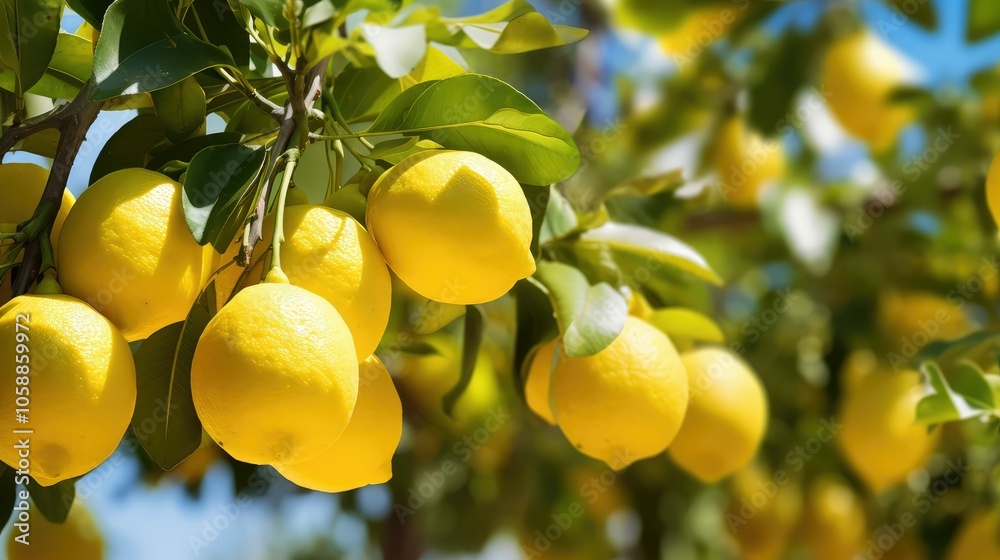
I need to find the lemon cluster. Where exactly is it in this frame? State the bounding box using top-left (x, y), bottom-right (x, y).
top-left (525, 316), bottom-right (769, 479)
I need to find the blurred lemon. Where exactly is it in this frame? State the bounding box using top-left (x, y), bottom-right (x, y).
top-left (285, 186), bottom-right (310, 206)
top-left (947, 509), bottom-right (1000, 560)
top-left (366, 151), bottom-right (535, 304)
top-left (659, 6), bottom-right (741, 56)
top-left (216, 205), bottom-right (391, 360)
top-left (668, 347), bottom-right (768, 482)
top-left (839, 348), bottom-right (879, 394)
top-left (0, 163), bottom-right (74, 256)
top-left (726, 464), bottom-right (802, 560)
top-left (822, 31), bottom-right (914, 153)
top-left (838, 370), bottom-right (937, 491)
top-left (986, 148), bottom-right (1000, 230)
top-left (714, 117), bottom-right (786, 208)
top-left (0, 291), bottom-right (135, 485)
top-left (802, 476), bottom-right (867, 560)
top-left (58, 169), bottom-right (215, 341)
top-left (191, 282), bottom-right (359, 465)
top-left (5, 501), bottom-right (103, 560)
top-left (277, 355), bottom-right (402, 492)
top-left (877, 290), bottom-right (969, 349)
top-left (550, 316), bottom-right (689, 468)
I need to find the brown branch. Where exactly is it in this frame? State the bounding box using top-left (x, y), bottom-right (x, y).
top-left (7, 84), bottom-right (103, 296)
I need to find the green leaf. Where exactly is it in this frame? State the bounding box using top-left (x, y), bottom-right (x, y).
top-left (90, 113), bottom-right (167, 184)
top-left (189, 0), bottom-right (250, 67)
top-left (182, 143), bottom-right (266, 251)
top-left (603, 169), bottom-right (685, 199)
top-left (413, 299), bottom-right (466, 335)
top-left (539, 186), bottom-right (577, 244)
top-left (0, 466), bottom-right (15, 529)
top-left (533, 261), bottom-right (627, 357)
top-left (747, 31), bottom-right (811, 134)
top-left (29, 478), bottom-right (74, 523)
top-left (512, 279), bottom-right (556, 398)
top-left (65, 0), bottom-right (114, 29)
top-left (146, 131), bottom-right (243, 172)
top-left (916, 361), bottom-right (993, 425)
top-left (131, 285), bottom-right (213, 470)
top-left (647, 308), bottom-right (725, 344)
top-left (0, 5), bottom-right (19, 84)
top-left (91, 0), bottom-right (236, 100)
top-left (361, 23), bottom-right (427, 79)
top-left (884, 0), bottom-right (935, 29)
top-left (429, 0), bottom-right (587, 53)
top-left (0, 31), bottom-right (94, 99)
top-left (367, 74), bottom-right (579, 185)
top-left (916, 329), bottom-right (1000, 367)
top-left (578, 222), bottom-right (722, 285)
top-left (13, 0), bottom-right (64, 91)
top-left (238, 0), bottom-right (287, 29)
top-left (371, 138), bottom-right (443, 166)
top-left (970, 0), bottom-right (1000, 41)
top-left (443, 306), bottom-right (483, 417)
top-left (151, 76), bottom-right (206, 143)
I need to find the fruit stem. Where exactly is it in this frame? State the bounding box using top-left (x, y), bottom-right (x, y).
top-left (270, 150), bottom-right (300, 274)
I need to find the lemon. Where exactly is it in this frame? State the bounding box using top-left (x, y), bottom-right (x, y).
top-left (324, 183), bottom-right (367, 224)
top-left (277, 355), bottom-right (402, 492)
top-left (550, 316), bottom-right (688, 468)
top-left (985, 148), bottom-right (1000, 230)
top-left (0, 293), bottom-right (135, 485)
top-left (840, 348), bottom-right (878, 394)
top-left (366, 150), bottom-right (535, 304)
top-left (823, 31), bottom-right (913, 153)
top-left (802, 476), bottom-right (868, 560)
top-left (714, 117), bottom-right (786, 208)
top-left (947, 510), bottom-right (1000, 560)
top-left (877, 290), bottom-right (969, 347)
top-left (5, 501), bottom-right (103, 560)
top-left (667, 347), bottom-right (768, 482)
top-left (215, 205), bottom-right (390, 360)
top-left (192, 281), bottom-right (359, 465)
top-left (0, 163), bottom-right (75, 254)
top-left (725, 464), bottom-right (802, 560)
top-left (838, 369), bottom-right (937, 491)
top-left (658, 6), bottom-right (740, 55)
top-left (58, 169), bottom-right (215, 341)
top-left (285, 186), bottom-right (310, 206)
top-left (524, 338), bottom-right (559, 424)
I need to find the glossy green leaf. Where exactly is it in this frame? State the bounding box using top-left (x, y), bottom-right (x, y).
top-left (512, 279), bottom-right (556, 398)
top-left (151, 76), bottom-right (206, 143)
top-left (969, 0), bottom-right (1000, 41)
top-left (361, 23), bottom-right (427, 79)
top-left (238, 0), bottom-right (287, 29)
top-left (146, 131), bottom-right (243, 172)
top-left (131, 285), bottom-right (213, 470)
top-left (539, 186), bottom-right (577, 244)
top-left (367, 74), bottom-right (579, 185)
top-left (533, 261), bottom-right (626, 357)
top-left (916, 329), bottom-right (1000, 367)
top-left (91, 0), bottom-right (236, 100)
top-left (29, 478), bottom-right (74, 523)
top-left (0, 31), bottom-right (93, 99)
top-left (90, 113), bottom-right (167, 184)
top-left (12, 0), bottom-right (63, 91)
top-left (429, 0), bottom-right (587, 53)
top-left (182, 143), bottom-right (266, 251)
top-left (189, 0), bottom-right (250, 66)
top-left (579, 222), bottom-right (722, 285)
top-left (443, 306), bottom-right (483, 417)
top-left (65, 0), bottom-right (114, 29)
top-left (916, 361), bottom-right (993, 425)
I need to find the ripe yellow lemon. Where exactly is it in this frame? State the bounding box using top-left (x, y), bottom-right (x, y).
top-left (658, 6), bottom-right (740, 56)
top-left (0, 293), bottom-right (135, 485)
top-left (947, 510), bottom-right (1000, 560)
top-left (838, 370), bottom-right (937, 491)
top-left (877, 291), bottom-right (969, 348)
top-left (550, 316), bottom-right (688, 468)
top-left (214, 205), bottom-right (390, 360)
top-left (524, 338), bottom-right (559, 424)
top-left (5, 501), bottom-right (104, 560)
top-left (667, 347), bottom-right (768, 482)
top-left (191, 281), bottom-right (359, 465)
top-left (802, 476), bottom-right (868, 560)
top-left (725, 464), bottom-right (802, 560)
top-left (0, 163), bottom-right (75, 254)
top-left (823, 31), bottom-right (913, 153)
top-left (58, 169), bottom-right (215, 341)
top-left (714, 117), bottom-right (786, 208)
top-left (277, 355), bottom-right (402, 492)
top-left (366, 150), bottom-right (535, 304)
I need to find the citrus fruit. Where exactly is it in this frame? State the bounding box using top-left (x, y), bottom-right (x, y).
top-left (215, 205), bottom-right (390, 360)
top-left (985, 148), bottom-right (1000, 230)
top-left (667, 347), bottom-right (768, 482)
top-left (802, 476), bottom-right (868, 560)
top-left (714, 116), bottom-right (786, 208)
top-left (324, 183), bottom-right (367, 224)
top-left (0, 163), bottom-right (75, 257)
top-left (838, 369), bottom-right (938, 491)
top-left (725, 464), bottom-right (802, 560)
top-left (947, 509), bottom-right (1000, 560)
top-left (822, 31), bottom-right (914, 153)
top-left (877, 290), bottom-right (969, 347)
top-left (658, 6), bottom-right (740, 56)
top-left (58, 168), bottom-right (215, 341)
top-left (524, 338), bottom-right (559, 424)
top-left (5, 501), bottom-right (103, 560)
top-left (277, 355), bottom-right (402, 492)
top-left (285, 186), bottom-right (310, 206)
top-left (366, 150), bottom-right (535, 304)
top-left (0, 292), bottom-right (135, 485)
top-left (839, 348), bottom-right (878, 394)
top-left (191, 281), bottom-right (359, 465)
top-left (549, 316), bottom-right (688, 468)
